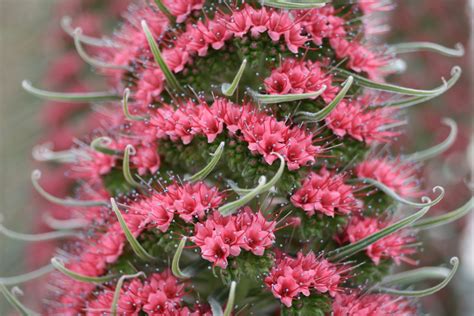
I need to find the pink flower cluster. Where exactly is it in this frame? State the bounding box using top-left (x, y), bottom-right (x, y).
top-left (86, 271), bottom-right (203, 315)
top-left (265, 252), bottom-right (345, 307)
top-left (142, 98), bottom-right (321, 170)
top-left (325, 96), bottom-right (400, 144)
top-left (163, 0), bottom-right (205, 23)
top-left (356, 157), bottom-right (421, 197)
top-left (338, 216), bottom-right (417, 265)
top-left (191, 208), bottom-right (276, 268)
top-left (332, 291), bottom-right (415, 316)
top-left (264, 58), bottom-right (339, 103)
top-left (296, 6), bottom-right (346, 46)
top-left (291, 168), bottom-right (361, 217)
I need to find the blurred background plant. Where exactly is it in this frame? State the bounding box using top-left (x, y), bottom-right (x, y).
top-left (0, 0), bottom-right (472, 314)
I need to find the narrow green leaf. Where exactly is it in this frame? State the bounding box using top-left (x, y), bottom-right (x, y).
top-left (261, 0), bottom-right (328, 9)
top-left (74, 28), bottom-right (130, 70)
top-left (153, 0), bottom-right (175, 22)
top-left (90, 137), bottom-right (123, 156)
top-left (0, 264), bottom-right (54, 286)
top-left (295, 76), bottom-right (353, 122)
top-left (172, 236), bottom-right (192, 279)
top-left (376, 257), bottom-right (459, 297)
top-left (122, 88), bottom-right (149, 121)
top-left (209, 297), bottom-right (223, 316)
top-left (250, 85), bottom-right (326, 104)
top-left (224, 281), bottom-right (237, 316)
top-left (51, 257), bottom-right (117, 283)
top-left (186, 142), bottom-right (225, 182)
top-left (110, 198), bottom-right (156, 261)
top-left (31, 170), bottom-right (108, 207)
top-left (141, 20), bottom-right (183, 92)
top-left (22, 80), bottom-right (120, 102)
top-left (42, 214), bottom-right (88, 230)
top-left (32, 143), bottom-right (81, 163)
top-left (390, 42), bottom-right (464, 57)
top-left (403, 118), bottom-right (457, 162)
top-left (111, 272), bottom-right (145, 315)
top-left (328, 204), bottom-right (432, 261)
top-left (413, 197), bottom-right (474, 230)
top-left (218, 153), bottom-right (285, 216)
top-left (0, 218), bottom-right (79, 242)
top-left (122, 145), bottom-right (145, 188)
top-left (222, 59), bottom-right (247, 96)
top-left (336, 68), bottom-right (449, 96)
top-left (358, 178), bottom-right (445, 208)
top-left (378, 266), bottom-right (451, 287)
top-left (0, 284), bottom-right (39, 316)
top-left (61, 16), bottom-right (117, 47)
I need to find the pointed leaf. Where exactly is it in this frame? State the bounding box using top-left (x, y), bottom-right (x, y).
top-left (111, 272), bottom-right (145, 315)
top-left (413, 197), bottom-right (473, 230)
top-left (186, 142), bottom-right (225, 182)
top-left (90, 137), bottom-right (123, 156)
top-left (0, 218), bottom-right (79, 242)
top-left (122, 145), bottom-right (144, 188)
top-left (122, 88), bottom-right (149, 121)
top-left (0, 264), bottom-right (54, 286)
top-left (172, 237), bottom-right (192, 279)
top-left (262, 0), bottom-right (328, 9)
top-left (390, 42), bottom-right (464, 57)
top-left (222, 59), bottom-right (247, 96)
top-left (250, 85), bottom-right (326, 104)
top-left (61, 16), bottom-right (116, 47)
top-left (51, 257), bottom-right (117, 283)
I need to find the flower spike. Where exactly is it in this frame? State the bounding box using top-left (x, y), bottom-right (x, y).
top-left (122, 88), bottom-right (149, 121)
top-left (186, 142), bottom-right (225, 183)
top-left (172, 236), bottom-right (192, 279)
top-left (403, 118), bottom-right (458, 162)
top-left (413, 197), bottom-right (474, 230)
top-left (0, 284), bottom-right (39, 316)
top-left (110, 198), bottom-right (156, 261)
top-left (60, 16), bottom-right (117, 47)
top-left (375, 257), bottom-right (459, 297)
top-left (141, 20), bottom-right (183, 93)
top-left (295, 76), bottom-right (354, 122)
top-left (358, 178), bottom-right (445, 208)
top-left (261, 0), bottom-right (328, 9)
top-left (73, 28), bottom-right (130, 70)
top-left (0, 216), bottom-right (80, 242)
top-left (336, 68), bottom-right (451, 96)
top-left (219, 153), bottom-right (285, 216)
top-left (123, 144), bottom-right (145, 188)
top-left (31, 170), bottom-right (108, 207)
top-left (222, 59), bottom-right (247, 97)
top-left (250, 85), bottom-right (327, 104)
top-left (51, 257), bottom-right (117, 283)
top-left (328, 204), bottom-right (432, 261)
top-left (90, 136), bottom-right (123, 156)
top-left (390, 42), bottom-right (465, 57)
top-left (111, 272), bottom-right (146, 316)
top-left (22, 80), bottom-right (120, 102)
top-left (0, 264), bottom-right (54, 286)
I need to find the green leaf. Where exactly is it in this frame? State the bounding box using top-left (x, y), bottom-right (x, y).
top-left (61, 16), bottom-right (116, 47)
top-left (0, 218), bottom-right (79, 242)
top-left (375, 257), bottom-right (459, 297)
top-left (22, 80), bottom-right (120, 102)
top-left (295, 76), bottom-right (353, 122)
top-left (122, 145), bottom-right (145, 188)
top-left (0, 284), bottom-right (39, 316)
top-left (111, 272), bottom-right (145, 315)
top-left (250, 85), bottom-right (327, 104)
top-left (413, 197), bottom-right (474, 230)
top-left (90, 136), bottom-right (123, 156)
top-left (390, 42), bottom-right (464, 57)
top-left (222, 59), bottom-right (248, 97)
top-left (186, 142), bottom-right (225, 182)
top-left (172, 237), bottom-right (192, 279)
top-left (153, 0), bottom-right (175, 22)
top-left (262, 0), bottom-right (328, 9)
top-left (142, 20), bottom-right (183, 92)
top-left (31, 170), bottom-right (108, 207)
top-left (32, 143), bottom-right (81, 163)
top-left (110, 198), bottom-right (156, 261)
top-left (378, 266), bottom-right (451, 287)
top-left (51, 257), bottom-right (117, 283)
top-left (403, 118), bottom-right (457, 162)
top-left (224, 281), bottom-right (237, 316)
top-left (122, 88), bottom-right (149, 121)
top-left (0, 264), bottom-right (53, 286)
top-left (328, 204), bottom-right (432, 261)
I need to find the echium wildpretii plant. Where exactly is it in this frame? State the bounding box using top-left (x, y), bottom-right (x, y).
top-left (1, 0), bottom-right (472, 315)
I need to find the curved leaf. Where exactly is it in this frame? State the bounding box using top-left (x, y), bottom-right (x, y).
top-left (0, 219), bottom-right (79, 242)
top-left (186, 142), bottom-right (225, 182)
top-left (262, 0), bottom-right (328, 9)
top-left (413, 197), bottom-right (474, 230)
top-left (390, 42), bottom-right (464, 57)
top-left (90, 136), bottom-right (123, 156)
top-left (51, 257), bottom-right (117, 283)
top-left (250, 85), bottom-right (327, 104)
top-left (61, 16), bottom-right (116, 47)
top-left (122, 145), bottom-right (144, 188)
top-left (0, 284), bottom-right (39, 316)
top-left (172, 236), bottom-right (192, 279)
top-left (222, 59), bottom-right (248, 97)
top-left (122, 88), bottom-right (149, 121)
top-left (0, 264), bottom-right (54, 286)
top-left (111, 272), bottom-right (145, 315)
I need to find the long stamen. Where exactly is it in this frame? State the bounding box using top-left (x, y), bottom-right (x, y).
top-left (22, 80), bottom-right (120, 102)
top-left (31, 170), bottom-right (108, 207)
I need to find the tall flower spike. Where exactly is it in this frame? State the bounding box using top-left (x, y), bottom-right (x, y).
top-left (122, 88), bottom-right (149, 121)
top-left (186, 141), bottom-right (225, 182)
top-left (328, 203), bottom-right (433, 261)
top-left (141, 20), bottom-right (183, 93)
top-left (222, 59), bottom-right (247, 97)
top-left (21, 80), bottom-right (120, 102)
top-left (50, 257), bottom-right (117, 283)
top-left (73, 28), bottom-right (130, 70)
top-left (375, 257), bottom-right (459, 297)
top-left (110, 198), bottom-right (156, 261)
top-left (403, 118), bottom-right (458, 162)
top-left (295, 76), bottom-right (354, 122)
top-left (31, 170), bottom-right (108, 207)
top-left (390, 41), bottom-right (465, 57)
top-left (250, 85), bottom-right (327, 104)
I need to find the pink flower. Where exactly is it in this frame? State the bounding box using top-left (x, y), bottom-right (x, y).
top-left (197, 19), bottom-right (232, 50)
top-left (267, 11), bottom-right (293, 42)
top-left (194, 105), bottom-right (224, 142)
top-left (333, 291), bottom-right (415, 316)
top-left (201, 236), bottom-right (231, 268)
top-left (245, 5), bottom-right (270, 37)
top-left (338, 216), bottom-right (417, 265)
top-left (284, 24), bottom-right (308, 53)
top-left (163, 47), bottom-right (190, 73)
top-left (224, 10), bottom-right (251, 37)
top-left (355, 158), bottom-right (420, 197)
top-left (291, 168), bottom-right (362, 217)
top-left (264, 72), bottom-right (292, 94)
top-left (135, 67), bottom-right (165, 106)
top-left (130, 143), bottom-right (161, 175)
top-left (163, 0), bottom-right (205, 23)
top-left (297, 7), bottom-right (346, 45)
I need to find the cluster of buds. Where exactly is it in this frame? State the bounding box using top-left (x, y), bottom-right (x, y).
top-left (1, 0), bottom-right (471, 315)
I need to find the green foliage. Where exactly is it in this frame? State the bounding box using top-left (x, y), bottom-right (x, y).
top-left (281, 294), bottom-right (332, 316)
